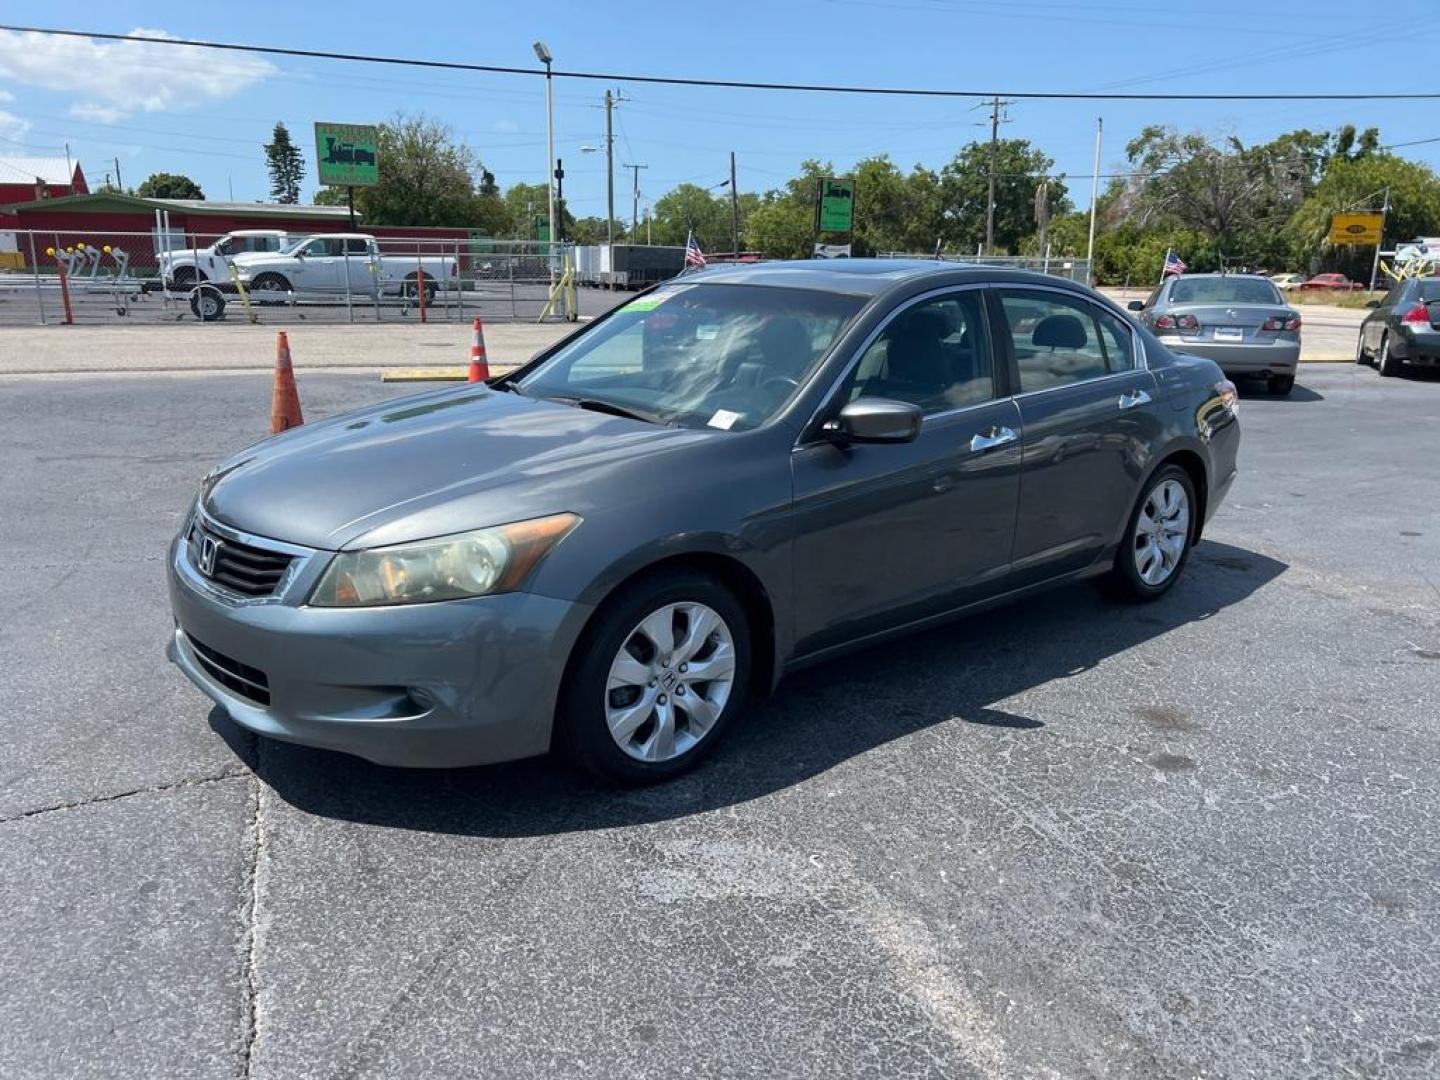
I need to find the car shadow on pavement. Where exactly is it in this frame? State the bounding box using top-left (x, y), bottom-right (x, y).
top-left (223, 539), bottom-right (1286, 837)
top-left (1233, 378), bottom-right (1323, 402)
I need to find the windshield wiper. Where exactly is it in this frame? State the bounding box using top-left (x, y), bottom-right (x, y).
top-left (543, 395), bottom-right (668, 425)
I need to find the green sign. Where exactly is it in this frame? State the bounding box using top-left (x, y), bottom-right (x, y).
top-left (315, 122), bottom-right (380, 187)
top-left (816, 177), bottom-right (855, 233)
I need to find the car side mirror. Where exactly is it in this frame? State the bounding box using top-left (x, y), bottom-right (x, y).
top-left (1127, 300), bottom-right (1144, 311)
top-left (1365, 299), bottom-right (1381, 308)
top-left (823, 398), bottom-right (922, 445)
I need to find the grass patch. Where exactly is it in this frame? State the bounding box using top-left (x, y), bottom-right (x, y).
top-left (1287, 290), bottom-right (1382, 310)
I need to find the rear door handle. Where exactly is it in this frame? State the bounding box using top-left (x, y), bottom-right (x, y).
top-left (970, 425), bottom-right (1018, 453)
top-left (1118, 389), bottom-right (1152, 410)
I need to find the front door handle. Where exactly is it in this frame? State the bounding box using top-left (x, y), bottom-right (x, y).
top-left (1118, 389), bottom-right (1152, 410)
top-left (969, 425), bottom-right (1018, 453)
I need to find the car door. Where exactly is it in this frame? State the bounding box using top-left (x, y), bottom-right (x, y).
top-left (995, 287), bottom-right (1161, 586)
top-left (1367, 282), bottom-right (1408, 352)
top-left (789, 286), bottom-right (1023, 656)
top-left (293, 238), bottom-right (340, 291)
top-left (341, 238), bottom-right (375, 292)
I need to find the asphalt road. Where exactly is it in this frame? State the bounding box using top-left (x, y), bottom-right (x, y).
top-left (2, 362), bottom-right (1438, 1079)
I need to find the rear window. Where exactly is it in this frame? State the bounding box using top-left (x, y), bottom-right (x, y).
top-left (1416, 280), bottom-right (1440, 302)
top-left (1170, 278), bottom-right (1282, 305)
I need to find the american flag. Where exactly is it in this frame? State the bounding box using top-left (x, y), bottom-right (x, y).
top-left (1162, 249), bottom-right (1188, 277)
top-left (684, 230), bottom-right (706, 270)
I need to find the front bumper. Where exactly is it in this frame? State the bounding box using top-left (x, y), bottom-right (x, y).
top-left (1168, 337), bottom-right (1300, 375)
top-left (166, 530), bottom-right (592, 768)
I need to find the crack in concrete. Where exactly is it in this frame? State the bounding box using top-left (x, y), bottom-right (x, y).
top-left (238, 772), bottom-right (267, 1080)
top-left (0, 769), bottom-right (250, 825)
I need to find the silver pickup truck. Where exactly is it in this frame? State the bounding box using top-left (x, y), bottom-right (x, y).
top-left (232, 233), bottom-right (458, 300)
top-left (159, 230), bottom-right (293, 289)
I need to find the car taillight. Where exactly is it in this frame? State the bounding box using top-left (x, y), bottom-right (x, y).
top-left (1154, 313), bottom-right (1198, 332)
top-left (1263, 315), bottom-right (1302, 331)
top-left (1402, 303), bottom-right (1431, 325)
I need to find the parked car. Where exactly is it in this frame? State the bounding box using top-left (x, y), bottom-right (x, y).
top-left (159, 230), bottom-right (292, 289)
top-left (167, 260), bottom-right (1239, 783)
top-left (1356, 276), bottom-right (1440, 376)
top-left (1128, 273), bottom-right (1301, 395)
top-left (1299, 273), bottom-right (1364, 291)
top-left (1269, 273), bottom-right (1305, 291)
top-left (232, 233), bottom-right (457, 301)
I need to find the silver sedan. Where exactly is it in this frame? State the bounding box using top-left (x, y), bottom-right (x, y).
top-left (1129, 274), bottom-right (1301, 396)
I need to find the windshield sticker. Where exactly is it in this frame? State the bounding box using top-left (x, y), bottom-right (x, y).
top-left (626, 284), bottom-right (693, 312)
top-left (707, 409), bottom-right (742, 431)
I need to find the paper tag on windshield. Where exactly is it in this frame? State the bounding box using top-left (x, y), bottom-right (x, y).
top-left (627, 284), bottom-right (691, 312)
top-left (707, 409), bottom-right (741, 431)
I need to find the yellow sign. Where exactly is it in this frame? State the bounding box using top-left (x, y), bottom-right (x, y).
top-left (1328, 211), bottom-right (1382, 246)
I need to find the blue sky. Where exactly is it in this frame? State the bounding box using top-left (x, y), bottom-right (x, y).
top-left (3, 0), bottom-right (1440, 215)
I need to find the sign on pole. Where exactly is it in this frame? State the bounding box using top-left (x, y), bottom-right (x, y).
top-left (315, 122), bottom-right (380, 187)
top-left (813, 243), bottom-right (852, 259)
top-left (1328, 211), bottom-right (1382, 246)
top-left (816, 177), bottom-right (855, 233)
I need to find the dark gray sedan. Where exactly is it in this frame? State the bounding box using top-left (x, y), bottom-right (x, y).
top-left (1129, 273), bottom-right (1301, 395)
top-left (167, 261), bottom-right (1239, 783)
top-left (1357, 276), bottom-right (1440, 376)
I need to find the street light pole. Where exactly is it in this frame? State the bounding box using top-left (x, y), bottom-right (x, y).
top-left (1086, 117), bottom-right (1103, 285)
top-left (533, 42), bottom-right (556, 258)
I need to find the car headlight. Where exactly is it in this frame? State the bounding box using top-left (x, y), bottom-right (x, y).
top-left (309, 513), bottom-right (580, 608)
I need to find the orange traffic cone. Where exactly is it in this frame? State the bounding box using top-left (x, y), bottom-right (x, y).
top-left (467, 318), bottom-right (491, 382)
top-left (270, 331), bottom-right (305, 434)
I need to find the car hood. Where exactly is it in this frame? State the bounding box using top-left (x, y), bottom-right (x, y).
top-left (202, 386), bottom-right (706, 551)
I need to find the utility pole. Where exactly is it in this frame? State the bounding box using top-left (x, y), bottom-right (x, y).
top-left (1369, 185), bottom-right (1391, 293)
top-left (624, 163), bottom-right (648, 234)
top-left (113, 156), bottom-right (123, 192)
top-left (730, 151), bottom-right (740, 258)
top-left (1086, 117), bottom-right (1103, 284)
top-left (983, 96), bottom-right (1012, 256)
top-left (604, 90), bottom-right (616, 250)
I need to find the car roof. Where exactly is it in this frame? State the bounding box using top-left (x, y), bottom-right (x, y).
top-left (678, 258), bottom-right (1092, 298)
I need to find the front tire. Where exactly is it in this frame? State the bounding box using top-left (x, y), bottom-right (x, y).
top-left (1355, 332), bottom-right (1372, 365)
top-left (1377, 333), bottom-right (1404, 377)
top-left (249, 272), bottom-right (290, 296)
top-left (557, 571), bottom-right (752, 785)
top-left (1106, 465), bottom-right (1197, 602)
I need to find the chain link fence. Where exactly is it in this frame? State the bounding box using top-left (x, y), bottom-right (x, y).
top-left (0, 229), bottom-right (584, 326)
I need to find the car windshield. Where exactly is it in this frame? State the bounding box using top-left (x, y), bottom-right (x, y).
top-left (515, 282), bottom-right (864, 431)
top-left (1170, 277), bottom-right (1282, 305)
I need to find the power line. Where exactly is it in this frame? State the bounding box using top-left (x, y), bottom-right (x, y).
top-left (7, 25), bottom-right (1440, 101)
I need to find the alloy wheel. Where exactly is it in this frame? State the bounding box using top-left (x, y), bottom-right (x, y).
top-left (604, 602), bottom-right (737, 763)
top-left (1132, 479), bottom-right (1190, 587)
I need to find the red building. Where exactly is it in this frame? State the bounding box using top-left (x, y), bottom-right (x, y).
top-left (0, 157), bottom-right (88, 229)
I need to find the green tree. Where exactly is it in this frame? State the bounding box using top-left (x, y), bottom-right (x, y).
top-left (136, 172), bottom-right (203, 200)
top-left (1286, 154), bottom-right (1440, 277)
top-left (937, 140), bottom-right (1067, 254)
top-left (570, 216), bottom-right (628, 244)
top-left (502, 182), bottom-right (573, 240)
top-left (745, 160), bottom-right (831, 258)
top-left (351, 113), bottom-right (481, 227)
top-left (848, 156), bottom-right (945, 256)
top-left (649, 184), bottom-right (731, 250)
top-left (263, 122), bottom-right (305, 204)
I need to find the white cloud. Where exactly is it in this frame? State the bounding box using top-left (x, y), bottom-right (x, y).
top-left (0, 88), bottom-right (14, 102)
top-left (0, 27), bottom-right (275, 122)
top-left (0, 108), bottom-right (29, 141)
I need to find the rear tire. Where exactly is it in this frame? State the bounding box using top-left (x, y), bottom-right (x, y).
top-left (403, 275), bottom-right (438, 304)
top-left (1104, 464), bottom-right (1197, 602)
top-left (1377, 334), bottom-right (1404, 377)
top-left (1267, 374), bottom-right (1295, 396)
top-left (557, 570), bottom-right (752, 785)
top-left (1355, 333), bottom-right (1371, 365)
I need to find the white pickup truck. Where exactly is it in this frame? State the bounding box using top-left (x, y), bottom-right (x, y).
top-left (232, 233), bottom-right (458, 300)
top-left (159, 230), bottom-right (292, 289)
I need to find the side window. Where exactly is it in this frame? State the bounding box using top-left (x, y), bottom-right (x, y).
top-left (844, 291), bottom-right (994, 415)
top-left (1094, 306), bottom-right (1137, 372)
top-left (214, 239), bottom-right (234, 256)
top-left (998, 290), bottom-right (1110, 392)
top-left (344, 238), bottom-right (370, 256)
top-left (302, 239), bottom-right (332, 257)
top-left (1141, 285), bottom-right (1163, 310)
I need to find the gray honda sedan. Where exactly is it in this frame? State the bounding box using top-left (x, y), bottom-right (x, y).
top-left (168, 261), bottom-right (1239, 783)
